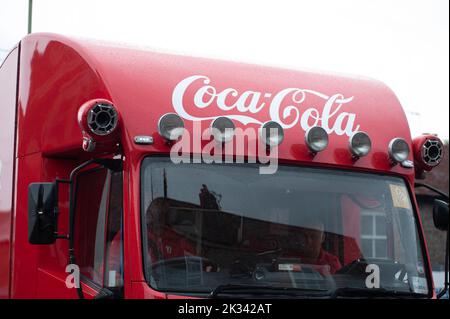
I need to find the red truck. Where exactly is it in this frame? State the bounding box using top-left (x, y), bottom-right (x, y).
top-left (0, 33), bottom-right (448, 299)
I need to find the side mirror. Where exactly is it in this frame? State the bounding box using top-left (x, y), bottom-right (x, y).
top-left (433, 199), bottom-right (449, 231)
top-left (28, 182), bottom-right (58, 244)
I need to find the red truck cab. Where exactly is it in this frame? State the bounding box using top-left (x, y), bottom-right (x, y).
top-left (0, 33), bottom-right (447, 299)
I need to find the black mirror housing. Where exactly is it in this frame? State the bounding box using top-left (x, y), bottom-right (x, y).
top-left (28, 182), bottom-right (58, 244)
top-left (433, 199), bottom-right (449, 231)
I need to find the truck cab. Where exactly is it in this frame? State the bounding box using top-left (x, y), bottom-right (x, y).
top-left (0, 33), bottom-right (447, 299)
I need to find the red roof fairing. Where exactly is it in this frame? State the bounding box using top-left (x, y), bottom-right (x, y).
top-left (18, 33), bottom-right (413, 179)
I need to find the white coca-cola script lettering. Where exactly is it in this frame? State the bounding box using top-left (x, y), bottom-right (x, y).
top-left (172, 75), bottom-right (360, 136)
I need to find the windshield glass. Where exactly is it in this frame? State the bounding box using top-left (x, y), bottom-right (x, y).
top-left (141, 158), bottom-right (429, 297)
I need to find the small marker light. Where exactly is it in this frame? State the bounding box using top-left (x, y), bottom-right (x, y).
top-left (158, 113), bottom-right (185, 141)
top-left (349, 131), bottom-right (372, 158)
top-left (134, 136), bottom-right (154, 145)
top-left (305, 126), bottom-right (329, 154)
top-left (388, 138), bottom-right (410, 164)
top-left (260, 121), bottom-right (284, 147)
top-left (211, 116), bottom-right (235, 143)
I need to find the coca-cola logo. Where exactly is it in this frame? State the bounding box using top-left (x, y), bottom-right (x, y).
top-left (172, 75), bottom-right (360, 136)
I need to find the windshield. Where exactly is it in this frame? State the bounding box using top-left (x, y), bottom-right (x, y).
top-left (141, 158), bottom-right (429, 297)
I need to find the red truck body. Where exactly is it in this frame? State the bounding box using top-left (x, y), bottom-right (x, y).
top-left (0, 33), bottom-right (443, 299)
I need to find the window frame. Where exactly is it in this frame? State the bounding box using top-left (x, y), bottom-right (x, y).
top-left (73, 165), bottom-right (124, 295)
top-left (361, 210), bottom-right (388, 259)
top-left (139, 156), bottom-right (433, 298)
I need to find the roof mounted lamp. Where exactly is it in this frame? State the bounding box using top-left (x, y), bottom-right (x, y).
top-left (259, 121), bottom-right (284, 148)
top-left (157, 113), bottom-right (185, 142)
top-left (305, 126), bottom-right (329, 155)
top-left (388, 137), bottom-right (411, 167)
top-left (210, 116), bottom-right (235, 144)
top-left (348, 131), bottom-right (372, 159)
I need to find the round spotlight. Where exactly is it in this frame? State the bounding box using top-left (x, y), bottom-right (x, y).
top-left (349, 131), bottom-right (372, 158)
top-left (388, 138), bottom-right (410, 163)
top-left (260, 121), bottom-right (284, 147)
top-left (211, 116), bottom-right (235, 143)
top-left (305, 126), bottom-right (329, 153)
top-left (158, 113), bottom-right (185, 141)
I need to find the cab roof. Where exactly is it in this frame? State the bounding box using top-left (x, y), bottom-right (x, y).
top-left (15, 33), bottom-right (413, 178)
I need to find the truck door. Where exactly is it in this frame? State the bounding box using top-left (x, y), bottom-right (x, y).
top-left (73, 166), bottom-right (124, 298)
top-left (0, 47), bottom-right (18, 299)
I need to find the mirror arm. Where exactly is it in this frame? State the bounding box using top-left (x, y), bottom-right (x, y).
top-left (51, 179), bottom-right (71, 240)
top-left (94, 287), bottom-right (118, 299)
top-left (415, 182), bottom-right (449, 201)
top-left (437, 230), bottom-right (449, 299)
top-left (66, 158), bottom-right (100, 300)
top-left (415, 182), bottom-right (449, 299)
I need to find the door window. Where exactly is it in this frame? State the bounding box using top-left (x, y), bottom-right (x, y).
top-left (74, 168), bottom-right (123, 291)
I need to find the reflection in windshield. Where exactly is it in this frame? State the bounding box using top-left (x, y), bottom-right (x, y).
top-left (141, 158), bottom-right (429, 297)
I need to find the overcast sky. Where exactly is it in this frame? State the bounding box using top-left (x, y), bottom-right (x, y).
top-left (0, 0), bottom-right (448, 139)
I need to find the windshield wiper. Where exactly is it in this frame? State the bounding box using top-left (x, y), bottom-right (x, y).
top-left (210, 284), bottom-right (328, 298)
top-left (330, 287), bottom-right (427, 299)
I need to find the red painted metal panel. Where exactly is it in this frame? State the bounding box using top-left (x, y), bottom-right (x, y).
top-left (13, 34), bottom-right (112, 297)
top-left (17, 33), bottom-right (413, 178)
top-left (0, 47), bottom-right (19, 299)
top-left (17, 35), bottom-right (111, 158)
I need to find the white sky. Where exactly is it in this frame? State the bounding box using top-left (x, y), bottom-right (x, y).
top-left (0, 0), bottom-right (448, 139)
